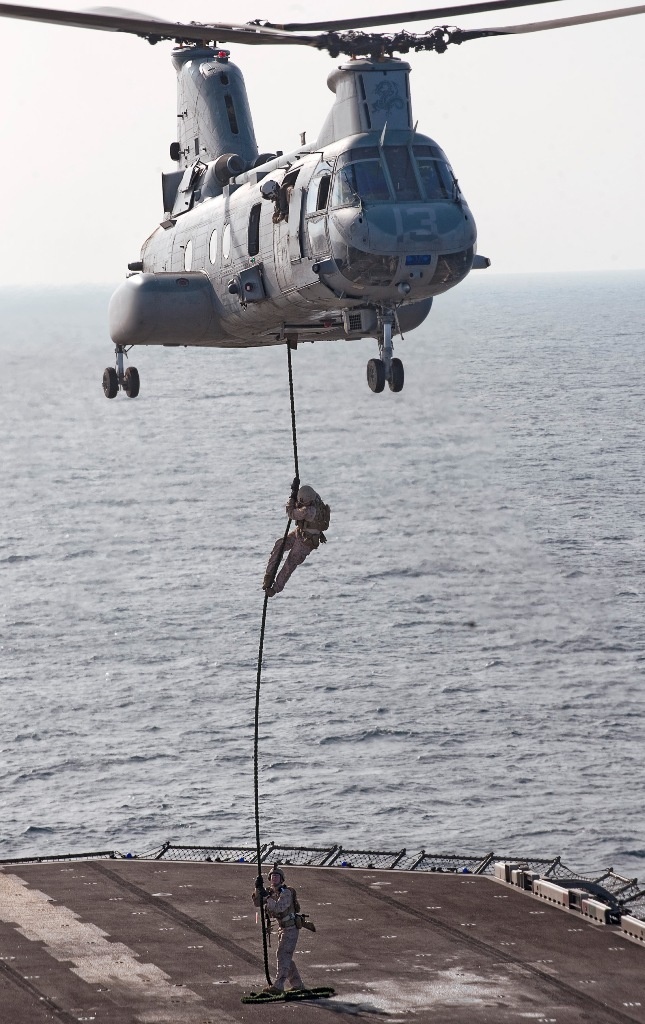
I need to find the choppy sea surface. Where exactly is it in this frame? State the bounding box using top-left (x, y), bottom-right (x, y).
top-left (1, 272), bottom-right (644, 877)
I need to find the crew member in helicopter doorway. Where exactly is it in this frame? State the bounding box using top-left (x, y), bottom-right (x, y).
top-left (252, 867), bottom-right (305, 994)
top-left (263, 484), bottom-right (330, 597)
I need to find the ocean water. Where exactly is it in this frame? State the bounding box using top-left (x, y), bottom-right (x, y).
top-left (1, 272), bottom-right (644, 878)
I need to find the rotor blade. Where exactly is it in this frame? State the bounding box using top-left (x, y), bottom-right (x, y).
top-left (0, 3), bottom-right (316, 45)
top-left (270, 0), bottom-right (572, 32)
top-left (457, 3), bottom-right (645, 38)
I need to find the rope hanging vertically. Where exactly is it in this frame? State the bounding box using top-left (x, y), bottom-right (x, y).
top-left (253, 342), bottom-right (299, 986)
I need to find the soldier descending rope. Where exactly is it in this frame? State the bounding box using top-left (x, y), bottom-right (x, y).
top-left (263, 485), bottom-right (330, 597)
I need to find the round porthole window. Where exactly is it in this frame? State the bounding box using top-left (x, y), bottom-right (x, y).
top-left (184, 239), bottom-right (193, 271)
top-left (209, 228), bottom-right (218, 264)
top-left (222, 223), bottom-right (231, 261)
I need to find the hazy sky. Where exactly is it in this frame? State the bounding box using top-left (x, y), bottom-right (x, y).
top-left (1, 0), bottom-right (644, 284)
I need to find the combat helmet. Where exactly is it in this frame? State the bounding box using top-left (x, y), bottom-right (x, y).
top-left (297, 485), bottom-right (317, 503)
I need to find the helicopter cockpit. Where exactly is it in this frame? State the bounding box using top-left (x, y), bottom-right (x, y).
top-left (308, 138), bottom-right (475, 299)
top-left (330, 142), bottom-right (461, 208)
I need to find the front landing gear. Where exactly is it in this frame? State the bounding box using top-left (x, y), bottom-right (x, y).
top-left (366, 315), bottom-right (404, 394)
top-left (367, 358), bottom-right (385, 393)
top-left (102, 345), bottom-right (140, 399)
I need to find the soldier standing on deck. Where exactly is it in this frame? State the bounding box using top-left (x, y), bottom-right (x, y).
top-left (253, 867), bottom-right (305, 995)
top-left (263, 484), bottom-right (330, 597)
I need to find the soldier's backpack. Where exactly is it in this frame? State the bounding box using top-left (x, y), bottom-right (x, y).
top-left (314, 498), bottom-right (331, 532)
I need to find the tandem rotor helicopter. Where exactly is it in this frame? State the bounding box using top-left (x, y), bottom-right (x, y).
top-left (1, 2), bottom-right (644, 398)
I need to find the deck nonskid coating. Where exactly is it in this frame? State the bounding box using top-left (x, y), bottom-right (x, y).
top-left (0, 860), bottom-right (643, 1023)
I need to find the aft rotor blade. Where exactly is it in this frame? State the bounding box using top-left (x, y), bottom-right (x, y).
top-left (272, 0), bottom-right (571, 32)
top-left (0, 3), bottom-right (316, 45)
top-left (457, 3), bottom-right (645, 38)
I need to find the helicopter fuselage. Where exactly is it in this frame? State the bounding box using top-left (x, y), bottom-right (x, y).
top-left (109, 53), bottom-right (479, 354)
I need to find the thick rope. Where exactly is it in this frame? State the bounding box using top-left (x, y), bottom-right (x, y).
top-left (253, 342), bottom-right (299, 986)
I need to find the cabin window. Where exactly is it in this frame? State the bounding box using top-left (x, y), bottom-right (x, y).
top-left (184, 239), bottom-right (193, 271)
top-left (209, 228), bottom-right (218, 264)
top-left (248, 203), bottom-right (261, 257)
top-left (222, 223), bottom-right (231, 260)
top-left (316, 174), bottom-right (331, 211)
top-left (225, 94), bottom-right (239, 135)
top-left (305, 164), bottom-right (332, 216)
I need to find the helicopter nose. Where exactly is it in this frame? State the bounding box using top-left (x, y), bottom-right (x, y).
top-left (364, 201), bottom-right (474, 253)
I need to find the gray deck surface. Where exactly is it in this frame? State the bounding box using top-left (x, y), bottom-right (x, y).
top-left (0, 860), bottom-right (643, 1023)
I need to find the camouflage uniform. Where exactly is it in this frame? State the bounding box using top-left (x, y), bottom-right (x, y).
top-left (251, 876), bottom-right (305, 987)
top-left (264, 492), bottom-right (329, 596)
top-left (264, 886), bottom-right (304, 992)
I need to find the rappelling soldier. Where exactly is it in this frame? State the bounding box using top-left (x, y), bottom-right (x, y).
top-left (263, 483), bottom-right (330, 597)
top-left (253, 866), bottom-right (310, 995)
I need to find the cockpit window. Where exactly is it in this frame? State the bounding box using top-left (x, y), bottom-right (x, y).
top-left (414, 143), bottom-right (446, 160)
top-left (331, 161), bottom-right (390, 207)
top-left (413, 145), bottom-right (457, 201)
top-left (336, 147), bottom-right (380, 167)
top-left (331, 144), bottom-right (460, 207)
top-left (384, 147), bottom-right (421, 201)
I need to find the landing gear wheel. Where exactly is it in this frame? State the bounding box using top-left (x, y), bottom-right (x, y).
top-left (124, 366), bottom-right (140, 398)
top-left (388, 357), bottom-right (404, 393)
top-left (103, 366), bottom-right (118, 399)
top-left (367, 358), bottom-right (385, 393)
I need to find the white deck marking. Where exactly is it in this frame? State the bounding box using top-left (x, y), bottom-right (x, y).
top-left (0, 872), bottom-right (240, 1022)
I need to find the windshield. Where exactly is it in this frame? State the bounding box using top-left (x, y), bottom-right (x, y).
top-left (331, 160), bottom-right (390, 206)
top-left (413, 145), bottom-right (457, 201)
top-left (384, 147), bottom-right (421, 201)
top-left (331, 144), bottom-right (461, 207)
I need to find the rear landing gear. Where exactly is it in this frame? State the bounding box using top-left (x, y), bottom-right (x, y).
top-left (102, 345), bottom-right (140, 399)
top-left (367, 315), bottom-right (404, 394)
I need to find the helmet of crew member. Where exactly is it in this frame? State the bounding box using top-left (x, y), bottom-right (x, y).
top-left (297, 485), bottom-right (317, 504)
top-left (270, 866), bottom-right (285, 884)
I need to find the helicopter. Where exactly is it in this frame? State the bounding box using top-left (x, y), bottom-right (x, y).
top-left (1, 1), bottom-right (644, 399)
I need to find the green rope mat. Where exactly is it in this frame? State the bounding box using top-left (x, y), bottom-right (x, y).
top-left (242, 986), bottom-right (335, 1004)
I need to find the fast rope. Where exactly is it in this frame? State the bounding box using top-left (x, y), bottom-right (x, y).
top-left (253, 341), bottom-right (299, 986)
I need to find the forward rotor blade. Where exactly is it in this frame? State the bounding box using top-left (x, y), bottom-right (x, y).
top-left (0, 3), bottom-right (315, 45)
top-left (271, 0), bottom-right (571, 32)
top-left (458, 3), bottom-right (645, 38)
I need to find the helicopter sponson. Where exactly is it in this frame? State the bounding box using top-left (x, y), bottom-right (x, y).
top-left (108, 51), bottom-right (484, 395)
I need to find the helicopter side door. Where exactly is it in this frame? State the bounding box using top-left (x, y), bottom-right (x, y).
top-left (273, 166), bottom-right (303, 294)
top-left (303, 162), bottom-right (333, 260)
top-left (273, 158), bottom-right (327, 293)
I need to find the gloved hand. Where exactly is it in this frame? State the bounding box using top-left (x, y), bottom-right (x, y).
top-left (254, 875), bottom-right (269, 899)
top-left (290, 475), bottom-right (300, 503)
